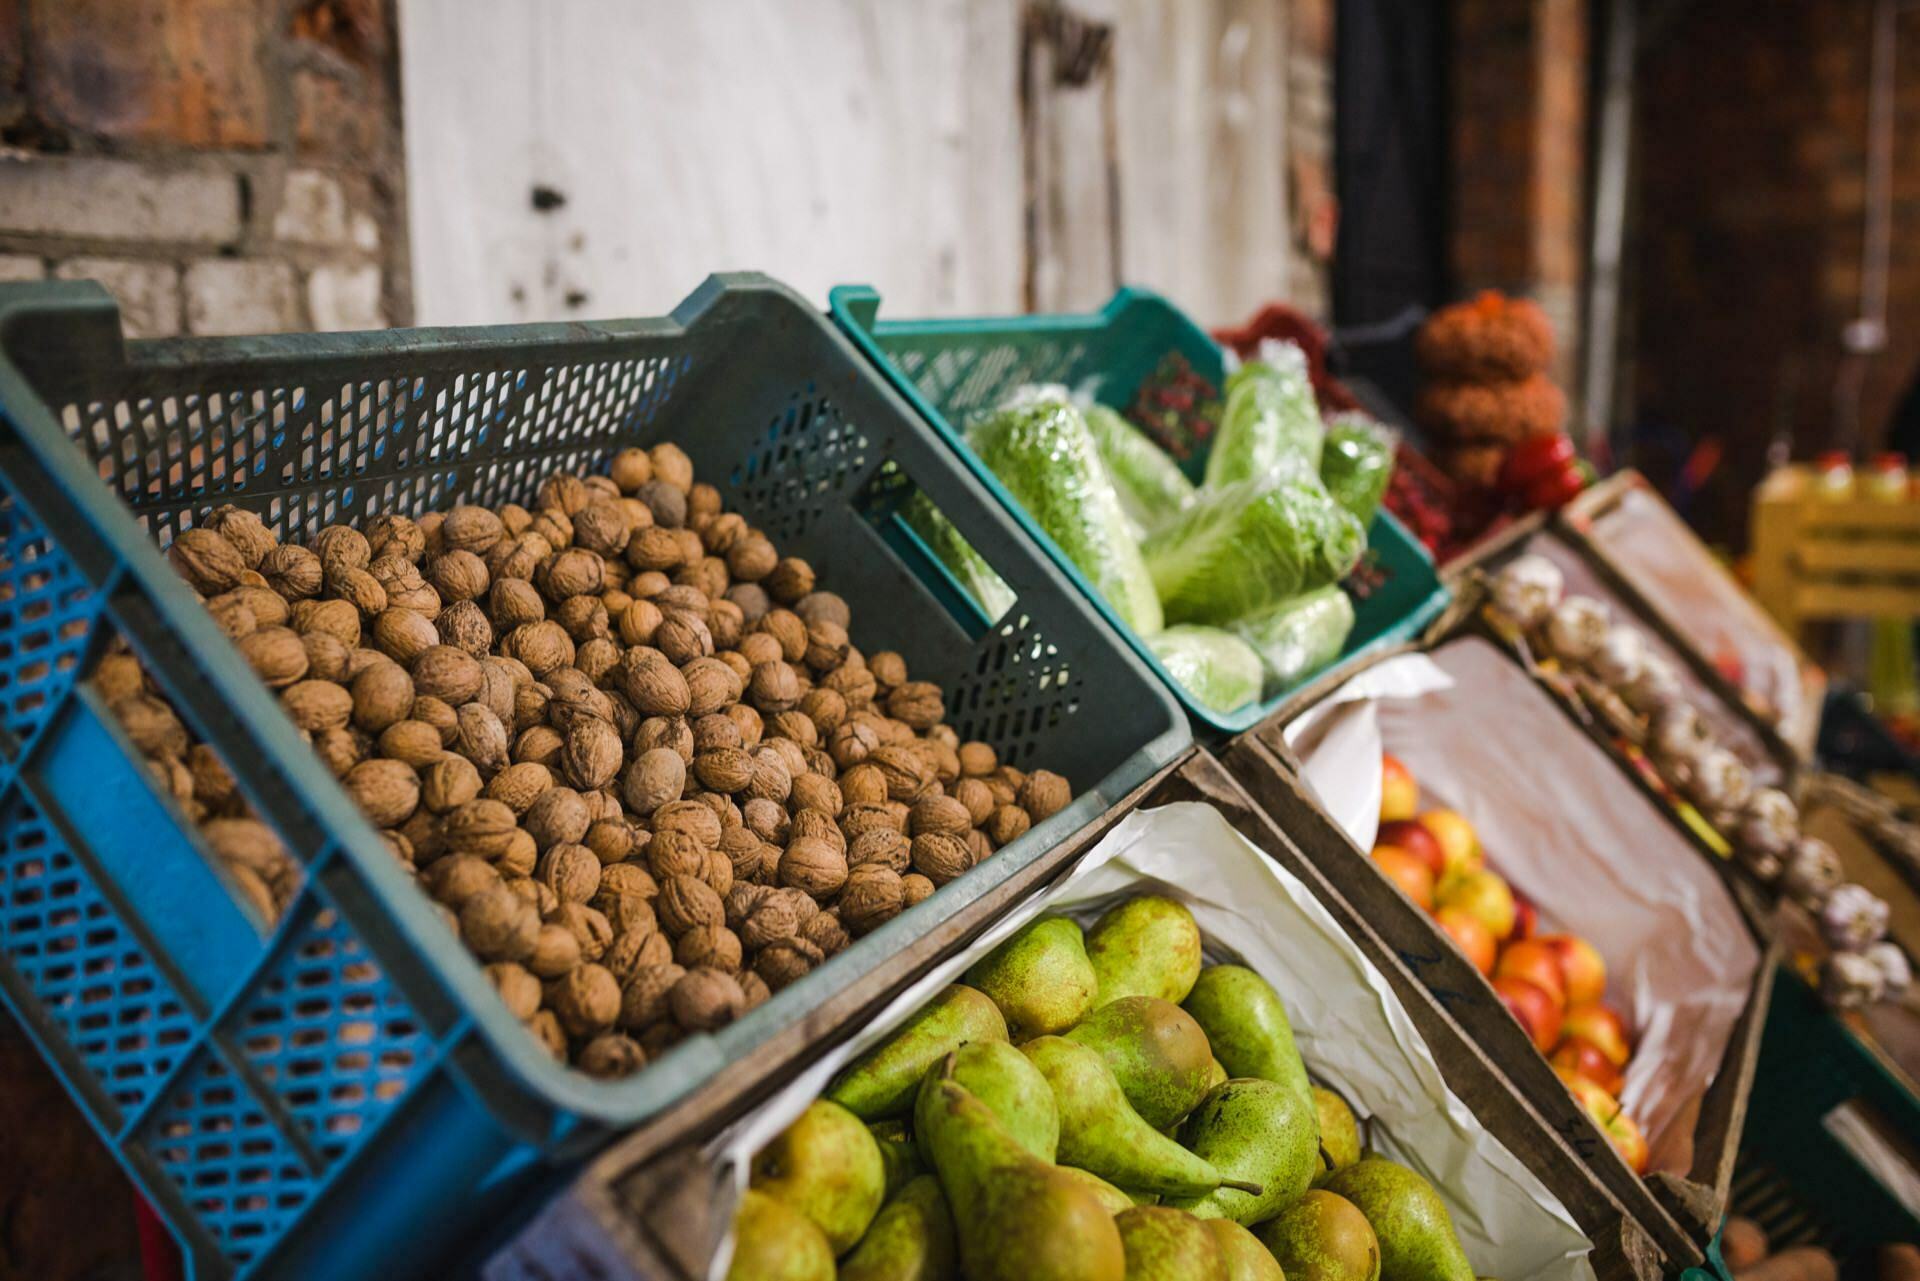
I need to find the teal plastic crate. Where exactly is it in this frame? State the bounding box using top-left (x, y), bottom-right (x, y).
top-left (1732, 968), bottom-right (1920, 1273)
top-left (0, 273), bottom-right (1188, 1280)
top-left (829, 285), bottom-right (1450, 735)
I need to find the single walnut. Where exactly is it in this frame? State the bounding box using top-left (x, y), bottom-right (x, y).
top-left (868, 745), bottom-right (931, 801)
top-left (693, 747), bottom-right (754, 794)
top-left (610, 447), bottom-right (654, 493)
top-left (790, 772), bottom-right (843, 817)
top-left (758, 610), bottom-right (808, 663)
top-left (226, 584), bottom-right (291, 628)
top-left (778, 837), bottom-right (848, 899)
top-left (952, 777), bottom-right (996, 827)
top-left (371, 607), bottom-right (440, 664)
top-left (987, 803), bottom-right (1032, 847)
top-left (724, 881), bottom-right (774, 928)
top-left (584, 819), bottom-right (633, 865)
top-left (657, 873), bottom-right (725, 936)
top-left (203, 505), bottom-right (278, 567)
top-left (821, 663), bottom-right (878, 709)
top-left (754, 938), bottom-right (824, 992)
top-left (674, 922), bottom-right (743, 972)
top-left (651, 612), bottom-right (711, 665)
top-left (797, 688), bottom-right (847, 736)
top-left (514, 724), bottom-right (565, 768)
top-left (491, 578), bottom-right (547, 630)
top-left (282, 680), bottom-right (353, 732)
top-left (1018, 770), bottom-right (1072, 822)
top-left (503, 621), bottom-right (574, 677)
top-left (570, 502), bottom-right (632, 559)
top-left (350, 661), bottom-right (415, 732)
top-left (443, 798), bottom-right (519, 856)
top-left (562, 717), bottom-right (623, 791)
top-left (682, 658), bottom-right (741, 718)
top-left (847, 828), bottom-right (911, 874)
top-left (886, 682), bottom-right (946, 730)
top-left (900, 873), bottom-right (935, 908)
top-left (615, 747), bottom-right (683, 818)
top-left (524, 786), bottom-right (592, 849)
top-left (169, 527), bottom-right (248, 595)
top-left (312, 524), bottom-right (372, 573)
top-left (527, 923), bottom-right (584, 979)
top-left (577, 1032), bottom-right (646, 1079)
top-left (343, 758), bottom-right (420, 827)
top-left (364, 513), bottom-right (426, 564)
top-left (262, 544), bottom-right (324, 600)
top-left (909, 794), bottom-right (972, 838)
top-left (454, 702), bottom-right (510, 775)
top-left (412, 645), bottom-right (485, 705)
top-left (801, 910), bottom-right (850, 956)
top-left (619, 962), bottom-right (686, 1031)
top-left (373, 720), bottom-right (440, 768)
top-left (740, 894), bottom-right (804, 951)
top-left (764, 557), bottom-right (815, 604)
top-left (840, 865), bottom-right (905, 935)
top-left (424, 854), bottom-right (501, 909)
top-left (526, 1009), bottom-right (568, 1061)
top-left (238, 626), bottom-right (309, 688)
top-left (537, 842), bottom-right (602, 904)
top-left (293, 598), bottom-right (362, 647)
top-left (437, 599), bottom-right (494, 657)
top-left (600, 922), bottom-right (666, 983)
top-left (802, 620), bottom-right (850, 673)
top-left (423, 754), bottom-right (483, 813)
top-left (636, 480), bottom-right (688, 531)
top-left (485, 761), bottom-right (553, 815)
top-left (461, 885), bottom-right (541, 961)
top-left (549, 963), bottom-right (621, 1038)
top-left (634, 715), bottom-right (694, 764)
top-left (653, 800), bottom-right (722, 848)
top-left (487, 962), bottom-right (543, 1020)
top-left (748, 661), bottom-right (801, 713)
top-left (496, 828), bottom-right (539, 878)
top-left (551, 901), bottom-right (615, 962)
top-left (326, 565), bottom-right (388, 616)
top-left (669, 967), bottom-right (744, 1032)
top-left (553, 594), bottom-right (610, 642)
top-left (442, 505), bottom-right (507, 556)
top-left (911, 832), bottom-right (972, 886)
top-left (302, 631), bottom-right (353, 682)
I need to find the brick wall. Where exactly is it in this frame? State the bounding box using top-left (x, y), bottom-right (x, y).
top-left (1631, 0), bottom-right (1920, 545)
top-left (1451, 0), bottom-right (1591, 397)
top-left (0, 0), bottom-right (408, 338)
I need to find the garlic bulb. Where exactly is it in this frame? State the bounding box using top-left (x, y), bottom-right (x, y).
top-left (1687, 747), bottom-right (1752, 812)
top-left (1780, 837), bottom-right (1842, 905)
top-left (1622, 652), bottom-right (1684, 715)
top-left (1738, 788), bottom-right (1799, 858)
top-left (1821, 883), bottom-right (1891, 952)
top-left (1648, 703), bottom-right (1707, 768)
top-left (1545, 597), bottom-right (1610, 664)
top-left (1492, 555), bottom-right (1565, 628)
top-left (1822, 950), bottom-right (1886, 1011)
top-left (1591, 626), bottom-right (1648, 687)
top-left (1869, 941), bottom-right (1912, 995)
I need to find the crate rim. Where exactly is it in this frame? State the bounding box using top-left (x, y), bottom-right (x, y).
top-left (827, 281), bottom-right (1453, 738)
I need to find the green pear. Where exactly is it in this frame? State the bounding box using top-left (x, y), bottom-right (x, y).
top-left (1115, 1206), bottom-right (1229, 1281)
top-left (727, 1188), bottom-right (835, 1281)
top-left (1022, 1036), bottom-right (1262, 1200)
top-left (1183, 967), bottom-right (1313, 1112)
top-left (1165, 1079), bottom-right (1319, 1224)
top-left (965, 917), bottom-right (1098, 1037)
top-left (837, 1174), bottom-right (957, 1281)
top-left (1056, 1165), bottom-right (1143, 1216)
top-left (870, 1120), bottom-right (925, 1200)
top-left (1313, 1087), bottom-right (1362, 1183)
top-left (1086, 896), bottom-right (1204, 1006)
top-left (1205, 1219), bottom-right (1288, 1281)
top-left (914, 1039), bottom-right (1058, 1162)
top-left (1320, 1159), bottom-right (1473, 1281)
top-left (750, 1100), bottom-right (886, 1255)
top-left (829, 986), bottom-right (1009, 1120)
top-left (916, 1056), bottom-right (1126, 1281)
top-left (1256, 1190), bottom-right (1381, 1281)
top-left (1064, 996), bottom-right (1215, 1129)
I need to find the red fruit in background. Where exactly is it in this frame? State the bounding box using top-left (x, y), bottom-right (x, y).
top-left (1417, 810), bottom-right (1482, 878)
top-left (1433, 868), bottom-right (1514, 941)
top-left (1510, 890), bottom-right (1539, 942)
top-left (1562, 1003), bottom-right (1632, 1067)
top-left (1552, 1037), bottom-right (1626, 1095)
top-left (1560, 1070), bottom-right (1650, 1173)
top-left (1378, 819), bottom-right (1445, 876)
top-left (1494, 976), bottom-right (1563, 1053)
top-left (1380, 754), bottom-right (1418, 822)
top-left (1539, 934), bottom-right (1607, 1007)
top-left (1372, 845), bottom-right (1436, 911)
top-left (1436, 906), bottom-right (1497, 975)
top-left (1500, 433), bottom-right (1576, 490)
top-left (1494, 939), bottom-right (1568, 1010)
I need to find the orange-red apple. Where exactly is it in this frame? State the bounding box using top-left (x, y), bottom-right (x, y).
top-left (1436, 906), bottom-right (1497, 975)
top-left (1562, 1003), bottom-right (1631, 1067)
top-left (1494, 939), bottom-right (1568, 1009)
top-left (1560, 1071), bottom-right (1649, 1173)
top-left (1372, 845), bottom-right (1435, 910)
top-left (1494, 976), bottom-right (1563, 1053)
top-left (1540, 934), bottom-right (1607, 1006)
top-left (1377, 819), bottom-right (1445, 876)
top-left (1381, 754), bottom-right (1418, 822)
top-left (1511, 890), bottom-right (1539, 942)
top-left (1552, 1036), bottom-right (1626, 1095)
top-left (1435, 868), bottom-right (1516, 941)
top-left (1418, 810), bottom-right (1483, 877)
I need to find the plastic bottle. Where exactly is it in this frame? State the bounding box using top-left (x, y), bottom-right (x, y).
top-left (1866, 452), bottom-right (1908, 502)
top-left (1812, 450), bottom-right (1855, 502)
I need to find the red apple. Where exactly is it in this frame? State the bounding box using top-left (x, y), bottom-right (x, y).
top-left (1494, 939), bottom-right (1568, 1010)
top-left (1560, 1071), bottom-right (1649, 1173)
top-left (1435, 905), bottom-right (1496, 975)
top-left (1434, 868), bottom-right (1516, 941)
top-left (1510, 890), bottom-right (1539, 942)
top-left (1417, 810), bottom-right (1483, 877)
top-left (1552, 1037), bottom-right (1626, 1094)
top-left (1372, 845), bottom-right (1435, 911)
top-left (1539, 934), bottom-right (1607, 1007)
top-left (1381, 754), bottom-right (1418, 822)
top-left (1493, 976), bottom-right (1563, 1053)
top-left (1562, 1003), bottom-right (1631, 1068)
top-left (1377, 819), bottom-right (1445, 877)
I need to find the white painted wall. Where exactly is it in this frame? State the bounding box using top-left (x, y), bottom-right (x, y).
top-left (400, 0), bottom-right (1293, 327)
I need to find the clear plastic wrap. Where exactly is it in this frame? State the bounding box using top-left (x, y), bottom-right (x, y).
top-left (1083, 402), bottom-right (1197, 538)
top-left (1146, 625), bottom-right (1266, 713)
top-left (1320, 412), bottom-right (1395, 526)
top-left (1235, 585), bottom-right (1357, 693)
top-left (1143, 474), bottom-right (1366, 626)
top-left (898, 491), bottom-right (1017, 622)
top-left (969, 399), bottom-right (1165, 636)
top-left (1202, 341), bottom-right (1325, 491)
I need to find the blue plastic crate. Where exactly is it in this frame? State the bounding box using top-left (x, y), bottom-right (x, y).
top-left (829, 284), bottom-right (1451, 736)
top-left (0, 273), bottom-right (1188, 1280)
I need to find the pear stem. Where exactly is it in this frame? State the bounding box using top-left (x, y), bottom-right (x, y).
top-left (936, 1051), bottom-right (957, 1082)
top-left (1221, 1179), bottom-right (1265, 1196)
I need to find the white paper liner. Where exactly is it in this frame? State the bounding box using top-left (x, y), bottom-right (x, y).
top-left (1592, 487), bottom-right (1817, 749)
top-left (1288, 637), bottom-right (1762, 1175)
top-left (706, 802), bottom-right (1597, 1281)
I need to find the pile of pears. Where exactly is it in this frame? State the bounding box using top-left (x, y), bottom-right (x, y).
top-left (728, 896), bottom-right (1486, 1281)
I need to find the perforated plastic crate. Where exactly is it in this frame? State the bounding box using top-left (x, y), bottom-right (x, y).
top-left (0, 273), bottom-right (1188, 1280)
top-left (829, 285), bottom-right (1451, 735)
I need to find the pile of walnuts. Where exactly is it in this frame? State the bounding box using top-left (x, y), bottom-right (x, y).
top-left (102, 443), bottom-right (1071, 1079)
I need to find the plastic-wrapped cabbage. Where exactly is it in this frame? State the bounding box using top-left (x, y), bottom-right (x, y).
top-left (1083, 403), bottom-right (1196, 538)
top-left (1203, 341), bottom-right (1324, 490)
top-left (1144, 475), bottom-right (1366, 626)
top-left (900, 491), bottom-right (1017, 623)
top-left (1234, 586), bottom-right (1356, 694)
top-left (1148, 625), bottom-right (1265, 714)
top-left (1320, 413), bottom-right (1395, 526)
top-left (968, 399), bottom-right (1165, 636)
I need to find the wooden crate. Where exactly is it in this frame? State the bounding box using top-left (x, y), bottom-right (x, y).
top-left (481, 751), bottom-right (1669, 1281)
top-left (1225, 633), bottom-right (1781, 1267)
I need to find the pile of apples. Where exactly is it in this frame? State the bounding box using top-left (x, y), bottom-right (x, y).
top-left (1373, 754), bottom-right (1649, 1173)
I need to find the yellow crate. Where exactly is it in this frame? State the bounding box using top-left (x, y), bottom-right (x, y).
top-left (1752, 465), bottom-right (1920, 645)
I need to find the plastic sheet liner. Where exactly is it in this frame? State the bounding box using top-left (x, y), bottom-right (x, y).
top-left (969, 399), bottom-right (1165, 635)
top-left (1144, 475), bottom-right (1365, 626)
top-left (1235, 585), bottom-right (1357, 695)
top-left (1204, 341), bottom-right (1325, 490)
top-left (1590, 486), bottom-right (1816, 749)
top-left (707, 802), bottom-right (1597, 1281)
top-left (1147, 625), bottom-right (1266, 713)
top-left (1286, 638), bottom-right (1762, 1175)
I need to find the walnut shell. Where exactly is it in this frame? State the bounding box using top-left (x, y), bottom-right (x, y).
top-left (868, 745), bottom-right (932, 801)
top-left (577, 1032), bottom-right (647, 1079)
top-left (371, 606), bottom-right (440, 664)
top-left (524, 786), bottom-right (592, 849)
top-left (618, 650), bottom-right (691, 717)
top-left (460, 885), bottom-right (540, 961)
top-left (900, 872), bottom-right (935, 908)
top-left (343, 758), bottom-right (420, 827)
top-left (442, 505), bottom-right (507, 555)
top-left (485, 761), bottom-right (554, 815)
top-left (487, 962), bottom-right (543, 1020)
top-left (443, 798), bottom-right (519, 856)
top-left (527, 922), bottom-right (583, 979)
top-left (1018, 769), bottom-right (1071, 823)
top-left (778, 837), bottom-right (848, 899)
top-left (550, 963), bottom-right (621, 1038)
top-left (657, 873), bottom-right (725, 936)
top-left (422, 754), bottom-right (483, 813)
top-left (847, 828), bottom-right (911, 875)
top-left (262, 544), bottom-right (324, 600)
top-left (454, 702), bottom-right (510, 775)
top-left (238, 626), bottom-right (310, 688)
top-left (536, 842), bottom-right (602, 904)
top-left (350, 661), bottom-right (415, 732)
top-left (281, 679), bottom-right (353, 732)
top-left (669, 967), bottom-right (744, 1032)
top-left (674, 922), bottom-right (743, 972)
top-left (754, 938), bottom-right (824, 992)
top-left (693, 748), bottom-right (755, 794)
top-left (886, 681), bottom-right (945, 730)
top-left (840, 864), bottom-right (905, 935)
top-left (562, 717), bottom-right (623, 792)
top-left (619, 963), bottom-right (686, 1031)
top-left (169, 527), bottom-right (249, 595)
top-left (910, 831), bottom-right (973, 886)
top-left (987, 803), bottom-right (1032, 847)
